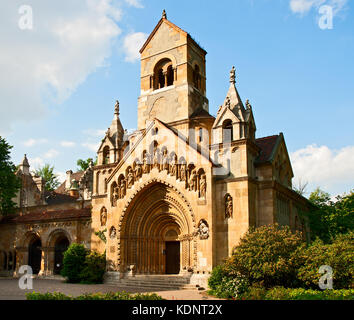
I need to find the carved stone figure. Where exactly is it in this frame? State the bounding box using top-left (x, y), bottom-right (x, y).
top-left (135, 163), bottom-right (142, 179)
top-left (162, 149), bottom-right (169, 172)
top-left (120, 180), bottom-right (126, 198)
top-left (189, 170), bottom-right (197, 191)
top-left (180, 163), bottom-right (186, 181)
top-left (110, 226), bottom-right (116, 239)
top-left (225, 194), bottom-right (233, 218)
top-left (112, 187), bottom-right (119, 206)
top-left (100, 207), bottom-right (107, 226)
top-left (198, 220), bottom-right (209, 240)
top-left (143, 153), bottom-right (150, 174)
top-left (153, 149), bottom-right (160, 169)
top-left (199, 174), bottom-right (206, 198)
top-left (127, 168), bottom-right (134, 188)
top-left (170, 154), bottom-right (177, 176)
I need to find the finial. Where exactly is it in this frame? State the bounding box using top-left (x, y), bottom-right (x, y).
top-left (246, 99), bottom-right (252, 110)
top-left (162, 9), bottom-right (167, 19)
top-left (114, 100), bottom-right (119, 115)
top-left (230, 66), bottom-right (236, 84)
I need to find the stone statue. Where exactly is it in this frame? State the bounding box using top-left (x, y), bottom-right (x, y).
top-left (127, 168), bottom-right (134, 188)
top-left (245, 99), bottom-right (252, 110)
top-left (189, 170), bottom-right (197, 191)
top-left (114, 100), bottom-right (119, 115)
top-left (135, 163), bottom-right (142, 179)
top-left (100, 207), bottom-right (107, 226)
top-left (198, 220), bottom-right (209, 240)
top-left (162, 149), bottom-right (169, 172)
top-left (112, 187), bottom-right (119, 206)
top-left (199, 174), bottom-right (206, 198)
top-left (153, 149), bottom-right (160, 169)
top-left (230, 66), bottom-right (236, 84)
top-left (225, 96), bottom-right (231, 109)
top-left (120, 180), bottom-right (126, 198)
top-left (170, 154), bottom-right (177, 176)
top-left (180, 163), bottom-right (186, 181)
top-left (110, 226), bottom-right (117, 239)
top-left (143, 153), bottom-right (149, 174)
top-left (225, 194), bottom-right (233, 218)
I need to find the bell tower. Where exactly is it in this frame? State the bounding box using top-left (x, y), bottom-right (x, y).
top-left (137, 10), bottom-right (209, 130)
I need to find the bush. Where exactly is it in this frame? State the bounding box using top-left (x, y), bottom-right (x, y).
top-left (61, 243), bottom-right (87, 283)
top-left (296, 232), bottom-right (354, 289)
top-left (208, 265), bottom-right (227, 291)
top-left (79, 251), bottom-right (106, 284)
top-left (239, 286), bottom-right (354, 300)
top-left (26, 291), bottom-right (164, 300)
top-left (224, 224), bottom-right (304, 288)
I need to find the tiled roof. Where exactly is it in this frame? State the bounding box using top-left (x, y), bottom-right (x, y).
top-left (0, 208), bottom-right (91, 224)
top-left (190, 108), bottom-right (215, 119)
top-left (255, 135), bottom-right (280, 164)
top-left (55, 171), bottom-right (84, 194)
top-left (44, 192), bottom-right (79, 205)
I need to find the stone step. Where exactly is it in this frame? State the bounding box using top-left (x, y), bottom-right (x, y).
top-left (119, 278), bottom-right (190, 285)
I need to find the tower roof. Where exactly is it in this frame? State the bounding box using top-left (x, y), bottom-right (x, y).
top-left (21, 154), bottom-right (30, 167)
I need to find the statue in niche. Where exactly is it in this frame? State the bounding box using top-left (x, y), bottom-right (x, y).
top-left (100, 207), bottom-right (107, 226)
top-left (143, 153), bottom-right (150, 174)
top-left (110, 226), bottom-right (117, 239)
top-left (112, 187), bottom-right (119, 206)
top-left (197, 220), bottom-right (209, 240)
top-left (170, 154), bottom-right (177, 176)
top-left (189, 170), bottom-right (197, 191)
top-left (119, 180), bottom-right (126, 198)
top-left (180, 163), bottom-right (186, 181)
top-left (153, 149), bottom-right (160, 169)
top-left (127, 168), bottom-right (134, 188)
top-left (199, 174), bottom-right (207, 198)
top-left (225, 194), bottom-right (233, 219)
top-left (161, 149), bottom-right (169, 172)
top-left (135, 163), bottom-right (142, 179)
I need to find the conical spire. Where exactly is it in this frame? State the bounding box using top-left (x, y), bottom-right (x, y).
top-left (19, 154), bottom-right (30, 175)
top-left (22, 154), bottom-right (29, 167)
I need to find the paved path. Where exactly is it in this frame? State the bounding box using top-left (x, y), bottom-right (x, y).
top-left (0, 278), bottom-right (220, 300)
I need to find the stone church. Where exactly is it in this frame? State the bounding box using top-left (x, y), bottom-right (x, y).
top-left (0, 12), bottom-right (310, 287)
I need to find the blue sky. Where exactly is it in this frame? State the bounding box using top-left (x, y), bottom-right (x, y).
top-left (1, 0), bottom-right (353, 197)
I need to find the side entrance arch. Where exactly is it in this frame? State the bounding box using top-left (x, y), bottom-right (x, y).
top-left (28, 236), bottom-right (42, 275)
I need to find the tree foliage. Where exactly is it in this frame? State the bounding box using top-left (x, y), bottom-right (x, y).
top-left (306, 188), bottom-right (354, 243)
top-left (76, 158), bottom-right (97, 171)
top-left (0, 137), bottom-right (21, 215)
top-left (33, 164), bottom-right (60, 191)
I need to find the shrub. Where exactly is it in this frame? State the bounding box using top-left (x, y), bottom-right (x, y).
top-left (296, 232), bottom-right (354, 289)
top-left (79, 251), bottom-right (106, 284)
top-left (224, 224), bottom-right (304, 288)
top-left (208, 265), bottom-right (227, 291)
top-left (61, 243), bottom-right (87, 283)
top-left (26, 291), bottom-right (164, 300)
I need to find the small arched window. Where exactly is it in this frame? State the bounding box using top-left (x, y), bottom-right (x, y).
top-left (222, 120), bottom-right (233, 142)
top-left (154, 58), bottom-right (174, 90)
top-left (193, 65), bottom-right (201, 89)
top-left (103, 146), bottom-right (110, 164)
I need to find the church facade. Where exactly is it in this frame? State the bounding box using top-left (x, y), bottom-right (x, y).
top-left (0, 13), bottom-right (310, 287)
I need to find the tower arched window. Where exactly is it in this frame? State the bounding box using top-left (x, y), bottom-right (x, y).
top-left (222, 120), bottom-right (233, 142)
top-left (103, 146), bottom-right (110, 164)
top-left (193, 64), bottom-right (201, 89)
top-left (153, 58), bottom-right (174, 90)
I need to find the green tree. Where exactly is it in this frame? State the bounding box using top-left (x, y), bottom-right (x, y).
top-left (76, 157), bottom-right (97, 171)
top-left (0, 137), bottom-right (21, 215)
top-left (305, 188), bottom-right (354, 243)
top-left (61, 243), bottom-right (87, 283)
top-left (33, 164), bottom-right (60, 191)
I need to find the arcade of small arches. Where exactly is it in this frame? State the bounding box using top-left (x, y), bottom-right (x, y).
top-left (0, 229), bottom-right (72, 276)
top-left (109, 145), bottom-right (207, 207)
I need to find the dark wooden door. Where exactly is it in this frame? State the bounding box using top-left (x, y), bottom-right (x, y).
top-left (28, 239), bottom-right (42, 274)
top-left (165, 241), bottom-right (180, 274)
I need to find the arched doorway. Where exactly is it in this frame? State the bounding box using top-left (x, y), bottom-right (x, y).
top-left (28, 237), bottom-right (42, 274)
top-left (54, 237), bottom-right (69, 275)
top-left (119, 181), bottom-right (195, 275)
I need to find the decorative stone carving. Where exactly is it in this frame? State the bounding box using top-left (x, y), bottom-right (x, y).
top-left (197, 220), bottom-right (209, 240)
top-left (161, 149), bottom-right (169, 172)
top-left (153, 149), bottom-right (160, 170)
top-left (180, 163), bottom-right (186, 181)
top-left (110, 226), bottom-right (117, 239)
top-left (127, 168), bottom-right (134, 189)
top-left (112, 187), bottom-right (119, 206)
top-left (189, 170), bottom-right (197, 191)
top-left (119, 180), bottom-right (126, 198)
top-left (199, 174), bottom-right (206, 198)
top-left (170, 154), bottom-right (177, 176)
top-left (135, 163), bottom-right (142, 179)
top-left (143, 153), bottom-right (150, 174)
top-left (225, 194), bottom-right (233, 219)
top-left (100, 207), bottom-right (107, 226)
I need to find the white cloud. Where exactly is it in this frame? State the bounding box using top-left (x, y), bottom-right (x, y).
top-left (60, 141), bottom-right (76, 147)
top-left (82, 142), bottom-right (100, 152)
top-left (123, 32), bottom-right (148, 62)
top-left (23, 138), bottom-right (48, 147)
top-left (0, 0), bottom-right (122, 134)
top-left (28, 156), bottom-right (45, 170)
top-left (83, 128), bottom-right (106, 137)
top-left (56, 171), bottom-right (66, 183)
top-left (289, 0), bottom-right (348, 15)
top-left (290, 144), bottom-right (354, 196)
top-left (43, 149), bottom-right (60, 159)
top-left (125, 0), bottom-right (144, 8)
